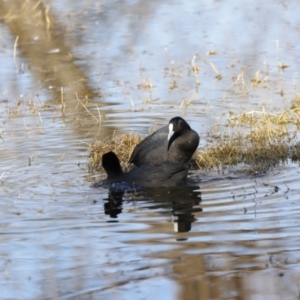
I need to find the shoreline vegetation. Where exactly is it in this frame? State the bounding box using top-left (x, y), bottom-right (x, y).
top-left (89, 95), bottom-right (300, 174)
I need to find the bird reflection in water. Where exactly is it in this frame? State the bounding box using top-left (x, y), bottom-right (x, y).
top-left (103, 190), bottom-right (125, 219)
top-left (102, 185), bottom-right (202, 232)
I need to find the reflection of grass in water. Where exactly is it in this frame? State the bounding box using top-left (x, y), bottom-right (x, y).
top-left (89, 95), bottom-right (300, 174)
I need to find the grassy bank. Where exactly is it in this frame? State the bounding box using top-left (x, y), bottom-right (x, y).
top-left (89, 96), bottom-right (300, 174)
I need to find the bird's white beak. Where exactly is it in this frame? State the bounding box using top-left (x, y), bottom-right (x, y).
top-left (168, 123), bottom-right (174, 141)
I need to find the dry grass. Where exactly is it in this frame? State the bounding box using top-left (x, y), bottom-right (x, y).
top-left (194, 128), bottom-right (292, 174)
top-left (89, 95), bottom-right (300, 175)
top-left (89, 133), bottom-right (142, 173)
top-left (89, 127), bottom-right (296, 175)
top-left (193, 99), bottom-right (300, 173)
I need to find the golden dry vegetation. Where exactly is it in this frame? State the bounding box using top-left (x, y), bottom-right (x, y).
top-left (89, 95), bottom-right (300, 174)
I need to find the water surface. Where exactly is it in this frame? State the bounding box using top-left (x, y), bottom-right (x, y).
top-left (1, 0), bottom-right (300, 299)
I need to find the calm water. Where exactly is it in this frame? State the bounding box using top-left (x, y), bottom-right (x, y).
top-left (1, 0), bottom-right (300, 299)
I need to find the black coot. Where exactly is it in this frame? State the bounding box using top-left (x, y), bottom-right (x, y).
top-left (129, 117), bottom-right (199, 167)
top-left (102, 151), bottom-right (190, 188)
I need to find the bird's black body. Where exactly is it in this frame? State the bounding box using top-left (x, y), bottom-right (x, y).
top-left (102, 152), bottom-right (190, 188)
top-left (129, 117), bottom-right (199, 167)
